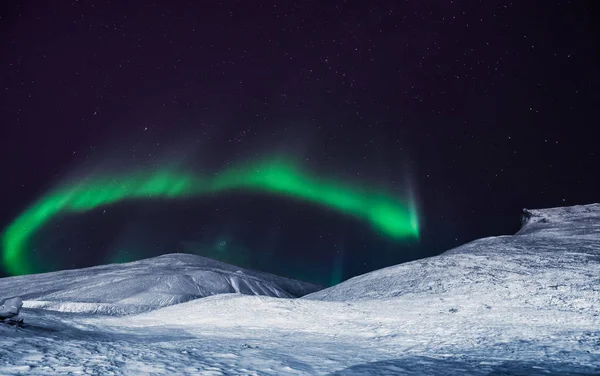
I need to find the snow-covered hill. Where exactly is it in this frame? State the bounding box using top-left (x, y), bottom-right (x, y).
top-left (0, 253), bottom-right (319, 315)
top-left (0, 204), bottom-right (598, 375)
top-left (304, 204), bottom-right (600, 314)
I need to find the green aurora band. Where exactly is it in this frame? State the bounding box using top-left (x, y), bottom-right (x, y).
top-left (1, 158), bottom-right (419, 276)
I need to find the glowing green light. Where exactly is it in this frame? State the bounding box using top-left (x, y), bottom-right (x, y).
top-left (2, 157), bottom-right (418, 275)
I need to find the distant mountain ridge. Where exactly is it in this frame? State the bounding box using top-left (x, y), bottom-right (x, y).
top-left (0, 253), bottom-right (320, 315)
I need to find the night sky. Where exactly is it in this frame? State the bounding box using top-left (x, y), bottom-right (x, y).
top-left (0, 1), bottom-right (598, 285)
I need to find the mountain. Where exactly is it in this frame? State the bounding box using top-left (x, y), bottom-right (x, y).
top-left (0, 253), bottom-right (319, 315)
top-left (304, 204), bottom-right (600, 314)
top-left (0, 204), bottom-right (598, 375)
top-left (88, 204), bottom-right (598, 374)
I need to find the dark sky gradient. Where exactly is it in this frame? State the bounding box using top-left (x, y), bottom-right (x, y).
top-left (1, 1), bottom-right (598, 284)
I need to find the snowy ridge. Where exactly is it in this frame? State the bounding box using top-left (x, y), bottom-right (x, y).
top-left (304, 204), bottom-right (600, 314)
top-left (0, 253), bottom-right (319, 315)
top-left (518, 203), bottom-right (600, 237)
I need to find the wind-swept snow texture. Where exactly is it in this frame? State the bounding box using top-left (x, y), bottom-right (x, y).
top-left (0, 204), bottom-right (599, 375)
top-left (0, 253), bottom-right (319, 315)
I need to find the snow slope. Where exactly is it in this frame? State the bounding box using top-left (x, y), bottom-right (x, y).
top-left (305, 204), bottom-right (600, 313)
top-left (0, 204), bottom-right (598, 375)
top-left (0, 253), bottom-right (319, 315)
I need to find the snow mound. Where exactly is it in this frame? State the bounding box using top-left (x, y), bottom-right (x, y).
top-left (304, 204), bottom-right (600, 314)
top-left (0, 253), bottom-right (319, 315)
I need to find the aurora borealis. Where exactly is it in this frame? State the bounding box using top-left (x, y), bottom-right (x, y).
top-left (2, 0), bottom-right (596, 286)
top-left (1, 157), bottom-right (418, 276)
